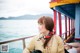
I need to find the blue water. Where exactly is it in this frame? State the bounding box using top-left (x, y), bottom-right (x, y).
top-left (0, 19), bottom-right (66, 53)
top-left (0, 20), bottom-right (39, 53)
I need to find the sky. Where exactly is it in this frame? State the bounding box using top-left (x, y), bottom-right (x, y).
top-left (0, 0), bottom-right (53, 17)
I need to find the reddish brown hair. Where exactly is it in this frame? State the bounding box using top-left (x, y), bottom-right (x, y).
top-left (38, 16), bottom-right (54, 48)
top-left (38, 16), bottom-right (54, 32)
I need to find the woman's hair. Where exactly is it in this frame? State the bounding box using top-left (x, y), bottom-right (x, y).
top-left (38, 16), bottom-right (54, 32)
top-left (38, 16), bottom-right (54, 48)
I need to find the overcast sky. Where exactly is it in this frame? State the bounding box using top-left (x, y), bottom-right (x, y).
top-left (0, 0), bottom-right (53, 17)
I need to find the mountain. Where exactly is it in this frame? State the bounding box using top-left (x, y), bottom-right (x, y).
top-left (0, 14), bottom-right (53, 20)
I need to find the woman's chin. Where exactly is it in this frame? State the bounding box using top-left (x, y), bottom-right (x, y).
top-left (39, 31), bottom-right (43, 34)
top-left (40, 32), bottom-right (42, 34)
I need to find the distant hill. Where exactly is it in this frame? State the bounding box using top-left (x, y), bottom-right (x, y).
top-left (0, 14), bottom-right (53, 20)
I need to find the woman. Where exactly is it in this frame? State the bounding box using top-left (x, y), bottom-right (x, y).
top-left (23, 16), bottom-right (64, 53)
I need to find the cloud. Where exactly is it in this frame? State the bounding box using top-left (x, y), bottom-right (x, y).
top-left (0, 0), bottom-right (52, 17)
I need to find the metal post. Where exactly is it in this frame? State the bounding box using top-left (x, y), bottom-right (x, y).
top-left (68, 17), bottom-right (70, 36)
top-left (58, 12), bottom-right (62, 37)
top-left (71, 19), bottom-right (74, 34)
top-left (65, 15), bottom-right (67, 39)
top-left (53, 10), bottom-right (57, 34)
top-left (23, 39), bottom-right (26, 49)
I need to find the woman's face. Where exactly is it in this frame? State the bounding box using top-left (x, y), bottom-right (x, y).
top-left (38, 23), bottom-right (47, 34)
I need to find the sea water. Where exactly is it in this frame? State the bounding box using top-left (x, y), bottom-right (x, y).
top-left (0, 20), bottom-right (39, 53)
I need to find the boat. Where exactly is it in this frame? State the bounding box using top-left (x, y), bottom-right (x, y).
top-left (49, 0), bottom-right (80, 43)
top-left (0, 0), bottom-right (80, 53)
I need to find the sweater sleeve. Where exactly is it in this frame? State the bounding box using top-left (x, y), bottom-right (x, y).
top-left (23, 36), bottom-right (36, 53)
top-left (56, 35), bottom-right (65, 53)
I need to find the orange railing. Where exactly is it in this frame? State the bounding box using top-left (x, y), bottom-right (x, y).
top-left (61, 28), bottom-right (75, 43)
top-left (0, 36), bottom-right (34, 49)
